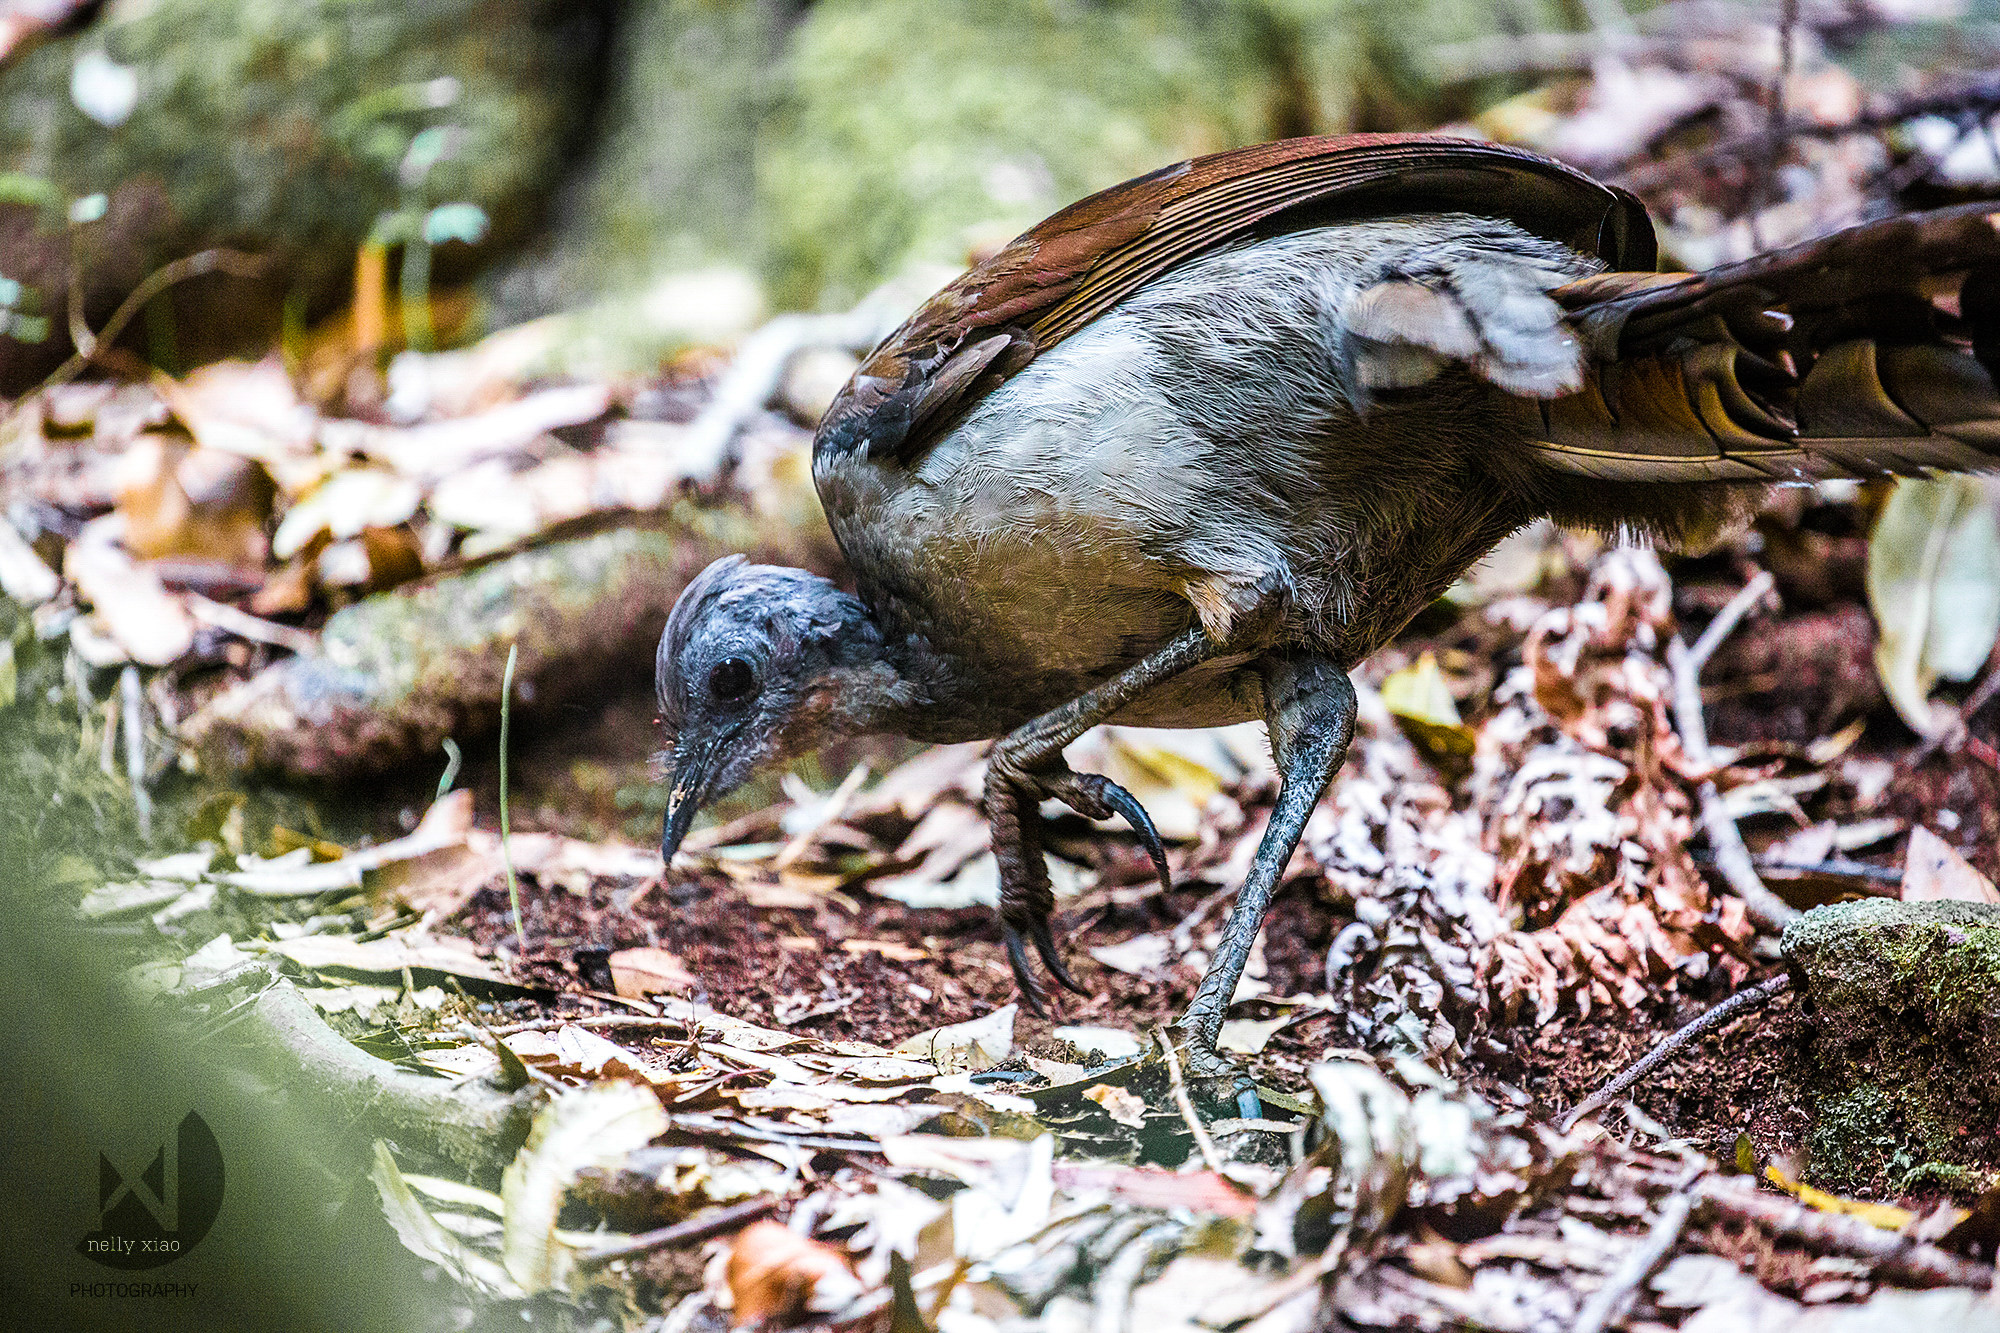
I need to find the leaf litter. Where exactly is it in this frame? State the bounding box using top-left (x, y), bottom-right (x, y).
top-left (18, 2), bottom-right (2000, 1325)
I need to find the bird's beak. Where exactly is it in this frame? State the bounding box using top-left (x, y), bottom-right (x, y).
top-left (659, 741), bottom-right (718, 863)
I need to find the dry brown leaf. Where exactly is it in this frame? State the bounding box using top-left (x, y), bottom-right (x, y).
top-left (724, 1219), bottom-right (860, 1326)
top-left (609, 947), bottom-right (695, 999)
top-left (1082, 1083), bottom-right (1148, 1128)
top-left (1901, 826), bottom-right (2000, 904)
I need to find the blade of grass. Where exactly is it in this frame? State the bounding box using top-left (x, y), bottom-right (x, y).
top-left (499, 644), bottom-right (524, 953)
top-left (436, 737), bottom-right (462, 801)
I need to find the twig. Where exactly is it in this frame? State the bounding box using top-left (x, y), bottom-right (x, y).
top-left (1905, 653), bottom-right (2000, 769)
top-left (1617, 72), bottom-right (2000, 193)
top-left (183, 591), bottom-right (320, 656)
top-left (1751, 0), bottom-right (1801, 249)
top-left (577, 1197), bottom-right (782, 1269)
top-left (681, 303), bottom-right (907, 463)
top-left (119, 664), bottom-right (150, 841)
top-left (772, 760), bottom-right (871, 871)
top-left (1562, 974), bottom-right (1792, 1131)
top-left (486, 1013), bottom-right (702, 1036)
top-left (29, 249), bottom-right (267, 402)
top-left (499, 642), bottom-right (524, 953)
top-left (1695, 1178), bottom-right (1996, 1289)
top-left (1571, 1189), bottom-right (1696, 1333)
top-left (1670, 571), bottom-right (1797, 931)
top-left (1684, 570), bottom-right (1774, 675)
top-left (1156, 1024), bottom-right (1222, 1172)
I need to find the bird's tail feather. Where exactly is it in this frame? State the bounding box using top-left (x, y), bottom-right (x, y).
top-left (1535, 201), bottom-right (2000, 484)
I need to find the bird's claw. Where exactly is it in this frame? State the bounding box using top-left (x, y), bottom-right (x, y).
top-left (1002, 917), bottom-right (1085, 1017)
top-left (1043, 769), bottom-right (1174, 898)
top-left (988, 756), bottom-right (1170, 1012)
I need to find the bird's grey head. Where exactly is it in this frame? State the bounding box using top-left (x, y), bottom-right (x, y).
top-left (654, 555), bottom-right (895, 862)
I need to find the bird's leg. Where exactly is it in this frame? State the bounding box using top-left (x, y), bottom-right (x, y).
top-left (1176, 655), bottom-right (1355, 1075)
top-left (987, 626), bottom-right (1221, 1011)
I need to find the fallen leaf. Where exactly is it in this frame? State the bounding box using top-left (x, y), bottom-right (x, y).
top-left (1901, 825), bottom-right (2000, 904)
top-left (65, 521), bottom-right (194, 665)
top-left (894, 1004), bottom-right (1016, 1073)
top-left (1867, 475), bottom-right (2000, 736)
top-left (1089, 932), bottom-right (1173, 976)
top-left (372, 1141), bottom-right (525, 1299)
top-left (504, 1027), bottom-right (654, 1082)
top-left (608, 947), bottom-right (695, 998)
top-left (501, 1081), bottom-right (669, 1293)
top-left (260, 933), bottom-right (510, 984)
top-left (1763, 1164), bottom-right (1919, 1231)
top-left (1218, 1015), bottom-right (1292, 1055)
top-left (1082, 1083), bottom-right (1148, 1128)
top-left (1380, 651), bottom-right (1476, 759)
top-left (724, 1219), bottom-right (861, 1325)
top-left (1052, 1026), bottom-right (1142, 1060)
top-left (0, 515), bottom-right (61, 605)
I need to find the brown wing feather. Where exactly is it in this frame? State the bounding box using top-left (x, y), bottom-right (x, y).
top-left (815, 134), bottom-right (1653, 468)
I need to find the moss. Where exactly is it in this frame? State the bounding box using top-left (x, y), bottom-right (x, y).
top-left (1782, 900), bottom-right (2000, 1196)
top-left (1802, 1085), bottom-right (1904, 1194)
top-left (0, 0), bottom-right (609, 383)
top-left (756, 0), bottom-right (1591, 311)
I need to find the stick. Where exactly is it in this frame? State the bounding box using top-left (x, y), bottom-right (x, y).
top-left (119, 664), bottom-right (151, 841)
top-left (183, 591), bottom-right (320, 656)
top-left (576, 1197), bottom-right (782, 1269)
top-left (1670, 571), bottom-right (1797, 931)
top-left (1562, 974), bottom-right (1791, 1132)
top-left (1156, 1025), bottom-right (1222, 1172)
top-left (28, 249), bottom-right (267, 402)
top-left (772, 760), bottom-right (871, 871)
top-left (1695, 1178), bottom-right (1996, 1289)
top-left (499, 642), bottom-right (525, 953)
top-left (1570, 1190), bottom-right (1696, 1333)
top-left (1618, 72), bottom-right (2000, 192)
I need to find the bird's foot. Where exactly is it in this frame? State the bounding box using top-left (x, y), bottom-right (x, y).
top-left (1166, 1015), bottom-right (1265, 1120)
top-left (987, 752), bottom-right (1173, 1013)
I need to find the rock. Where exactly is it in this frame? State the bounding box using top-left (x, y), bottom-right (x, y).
top-left (1781, 898), bottom-right (2000, 1194)
top-left (0, 0), bottom-right (612, 388)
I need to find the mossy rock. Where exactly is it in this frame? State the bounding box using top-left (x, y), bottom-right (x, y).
top-left (1781, 899), bottom-right (2000, 1194)
top-left (0, 0), bottom-right (610, 387)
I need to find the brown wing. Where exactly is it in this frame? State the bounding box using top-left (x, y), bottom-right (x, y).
top-left (1535, 201), bottom-right (2000, 481)
top-left (815, 134), bottom-right (1654, 468)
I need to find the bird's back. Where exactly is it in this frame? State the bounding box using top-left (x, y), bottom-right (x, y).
top-left (810, 136), bottom-right (2000, 736)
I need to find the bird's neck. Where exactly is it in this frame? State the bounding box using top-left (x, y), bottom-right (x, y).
top-left (816, 596), bottom-right (991, 745)
top-left (800, 597), bottom-right (935, 744)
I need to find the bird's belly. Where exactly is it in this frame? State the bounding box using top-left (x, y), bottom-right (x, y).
top-left (827, 466), bottom-right (1261, 732)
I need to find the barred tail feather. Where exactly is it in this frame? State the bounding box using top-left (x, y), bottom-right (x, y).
top-left (1534, 201), bottom-right (2000, 487)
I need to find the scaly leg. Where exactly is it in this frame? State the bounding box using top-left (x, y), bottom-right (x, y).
top-left (1177, 655), bottom-right (1355, 1075)
top-left (987, 627), bottom-right (1220, 1010)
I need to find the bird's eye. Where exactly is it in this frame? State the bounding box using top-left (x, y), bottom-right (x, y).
top-left (708, 657), bottom-right (756, 703)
